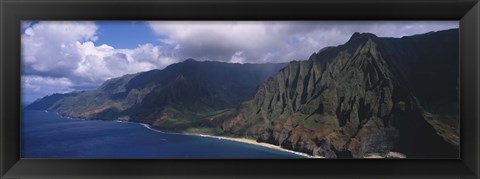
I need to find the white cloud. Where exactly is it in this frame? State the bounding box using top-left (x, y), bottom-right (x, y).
top-left (230, 51), bottom-right (246, 63)
top-left (22, 21), bottom-right (97, 77)
top-left (21, 21), bottom-right (180, 102)
top-left (148, 21), bottom-right (458, 64)
top-left (148, 21), bottom-right (283, 62)
top-left (23, 76), bottom-right (73, 92)
top-left (21, 75), bottom-right (76, 104)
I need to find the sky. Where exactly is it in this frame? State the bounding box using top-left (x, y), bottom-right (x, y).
top-left (21, 21), bottom-right (458, 104)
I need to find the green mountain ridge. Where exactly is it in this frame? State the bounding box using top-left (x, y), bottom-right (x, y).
top-left (28, 60), bottom-right (288, 133)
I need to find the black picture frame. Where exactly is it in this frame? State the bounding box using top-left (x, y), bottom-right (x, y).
top-left (1, 0), bottom-right (479, 178)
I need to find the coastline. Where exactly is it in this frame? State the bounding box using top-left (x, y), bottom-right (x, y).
top-left (51, 111), bottom-right (406, 159)
top-left (51, 111), bottom-right (407, 159)
top-left (186, 133), bottom-right (325, 158)
top-left (48, 111), bottom-right (317, 158)
top-left (116, 121), bottom-right (323, 158)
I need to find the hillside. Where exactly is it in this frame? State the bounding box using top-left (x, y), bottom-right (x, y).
top-left (27, 60), bottom-right (287, 133)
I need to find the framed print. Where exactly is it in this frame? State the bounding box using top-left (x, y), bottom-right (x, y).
top-left (1, 0), bottom-right (479, 178)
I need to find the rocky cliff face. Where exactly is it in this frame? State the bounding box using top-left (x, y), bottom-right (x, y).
top-left (222, 29), bottom-right (459, 158)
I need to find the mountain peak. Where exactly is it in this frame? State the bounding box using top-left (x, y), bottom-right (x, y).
top-left (348, 32), bottom-right (378, 43)
top-left (351, 32), bottom-right (377, 38)
top-left (183, 58), bottom-right (197, 63)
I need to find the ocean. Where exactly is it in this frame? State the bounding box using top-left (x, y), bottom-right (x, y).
top-left (21, 110), bottom-right (306, 159)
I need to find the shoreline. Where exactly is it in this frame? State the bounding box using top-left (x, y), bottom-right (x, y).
top-left (45, 111), bottom-right (406, 158)
top-left (49, 112), bottom-right (321, 158)
top-left (50, 111), bottom-right (319, 158)
top-left (113, 120), bottom-right (322, 158)
top-left (185, 133), bottom-right (324, 158)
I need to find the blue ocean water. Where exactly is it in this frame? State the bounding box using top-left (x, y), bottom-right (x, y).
top-left (21, 110), bottom-right (306, 159)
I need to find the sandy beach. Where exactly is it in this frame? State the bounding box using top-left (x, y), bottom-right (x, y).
top-left (193, 134), bottom-right (325, 158)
